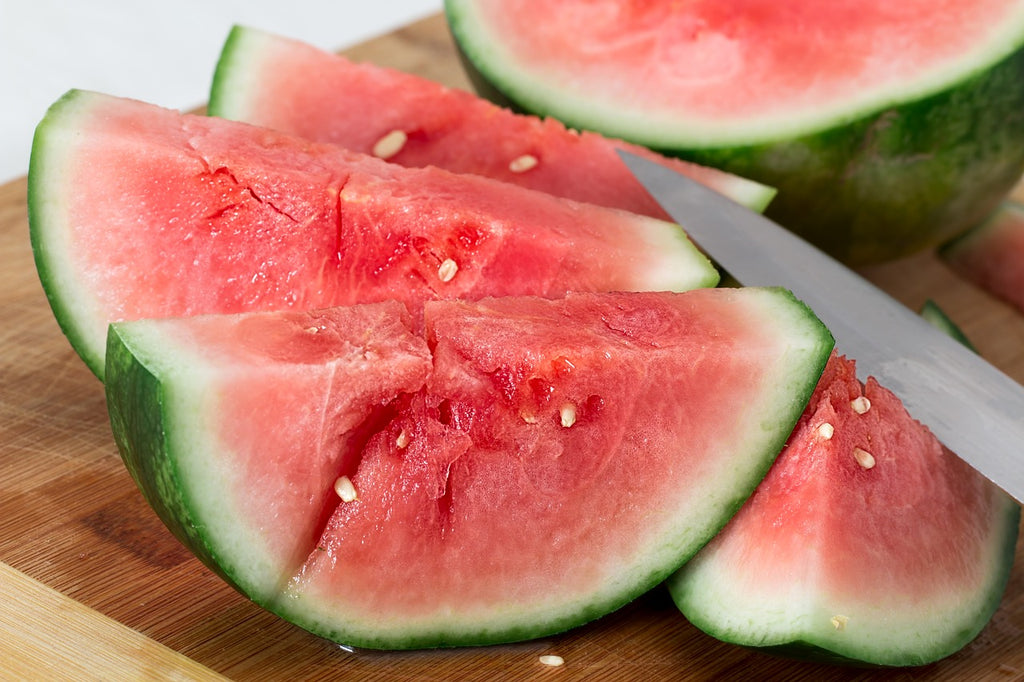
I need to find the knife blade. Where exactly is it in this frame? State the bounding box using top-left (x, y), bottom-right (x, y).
top-left (618, 149), bottom-right (1024, 504)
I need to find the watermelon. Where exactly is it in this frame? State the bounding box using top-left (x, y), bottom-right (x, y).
top-left (941, 200), bottom-right (1024, 315)
top-left (104, 288), bottom-right (835, 649)
top-left (206, 25), bottom-right (775, 218)
top-left (28, 89), bottom-right (717, 381)
top-left (445, 0), bottom-right (1024, 264)
top-left (669, 352), bottom-right (1020, 666)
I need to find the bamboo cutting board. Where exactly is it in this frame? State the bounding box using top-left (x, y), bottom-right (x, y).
top-left (3, 12), bottom-right (1024, 681)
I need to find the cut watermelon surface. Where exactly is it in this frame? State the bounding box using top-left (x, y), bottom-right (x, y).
top-left (941, 200), bottom-right (1024, 315)
top-left (445, 0), bottom-right (1024, 264)
top-left (105, 288), bottom-right (835, 649)
top-left (669, 353), bottom-right (1019, 666)
top-left (206, 26), bottom-right (775, 218)
top-left (28, 90), bottom-right (717, 380)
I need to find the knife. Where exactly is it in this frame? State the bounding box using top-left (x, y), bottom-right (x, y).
top-left (618, 149), bottom-right (1024, 504)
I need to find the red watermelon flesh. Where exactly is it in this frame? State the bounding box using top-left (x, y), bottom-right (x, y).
top-left (207, 26), bottom-right (775, 218)
top-left (105, 288), bottom-right (835, 649)
top-left (669, 353), bottom-right (1020, 666)
top-left (29, 90), bottom-right (717, 381)
top-left (941, 200), bottom-right (1024, 315)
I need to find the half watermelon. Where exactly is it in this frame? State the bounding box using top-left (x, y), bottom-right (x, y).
top-left (941, 200), bottom-right (1024, 316)
top-left (446, 0), bottom-right (1024, 264)
top-left (105, 288), bottom-right (835, 649)
top-left (669, 352), bottom-right (1019, 666)
top-left (206, 25), bottom-right (775, 219)
top-left (28, 90), bottom-right (717, 380)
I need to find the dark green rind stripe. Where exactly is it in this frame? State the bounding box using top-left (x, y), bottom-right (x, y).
top-left (919, 300), bottom-right (978, 353)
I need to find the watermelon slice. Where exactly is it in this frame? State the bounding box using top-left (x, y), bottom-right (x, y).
top-left (669, 352), bottom-right (1020, 666)
top-left (941, 200), bottom-right (1024, 316)
top-left (104, 288), bottom-right (835, 649)
top-left (28, 89), bottom-right (717, 381)
top-left (445, 0), bottom-right (1024, 264)
top-left (206, 25), bottom-right (775, 218)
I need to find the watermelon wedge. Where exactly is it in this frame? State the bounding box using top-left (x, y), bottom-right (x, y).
top-left (28, 90), bottom-right (717, 381)
top-left (941, 200), bottom-right (1024, 315)
top-left (445, 0), bottom-right (1024, 264)
top-left (105, 288), bottom-right (835, 649)
top-left (669, 352), bottom-right (1020, 666)
top-left (206, 25), bottom-right (775, 218)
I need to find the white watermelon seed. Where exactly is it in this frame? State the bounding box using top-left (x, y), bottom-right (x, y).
top-left (831, 614), bottom-right (849, 631)
top-left (851, 396), bottom-right (871, 414)
top-left (538, 654), bottom-right (564, 667)
top-left (372, 129), bottom-right (407, 159)
top-left (520, 410), bottom-right (539, 424)
top-left (816, 422), bottom-right (835, 440)
top-left (853, 447), bottom-right (876, 469)
top-left (334, 475), bottom-right (358, 502)
top-left (509, 154), bottom-right (539, 173)
top-left (438, 258), bottom-right (459, 282)
top-left (560, 403), bottom-right (577, 428)
top-left (396, 429), bottom-right (410, 449)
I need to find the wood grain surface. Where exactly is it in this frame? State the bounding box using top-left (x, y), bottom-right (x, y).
top-left (3, 12), bottom-right (1024, 681)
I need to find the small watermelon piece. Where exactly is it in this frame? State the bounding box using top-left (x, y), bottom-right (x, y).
top-left (668, 352), bottom-right (1020, 666)
top-left (28, 90), bottom-right (717, 381)
top-left (206, 25), bottom-right (775, 217)
top-left (445, 0), bottom-right (1024, 264)
top-left (104, 288), bottom-right (835, 649)
top-left (941, 200), bottom-right (1024, 315)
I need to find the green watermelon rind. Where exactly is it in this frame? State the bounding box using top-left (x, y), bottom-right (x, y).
top-left (669, 502), bottom-right (1020, 667)
top-left (919, 299), bottom-right (978, 353)
top-left (27, 91), bottom-right (105, 377)
top-left (104, 289), bottom-right (835, 650)
top-left (445, 2), bottom-right (1024, 264)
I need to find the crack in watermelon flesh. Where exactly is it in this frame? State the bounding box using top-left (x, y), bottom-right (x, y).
top-left (105, 288), bottom-right (835, 649)
top-left (29, 90), bottom-right (717, 381)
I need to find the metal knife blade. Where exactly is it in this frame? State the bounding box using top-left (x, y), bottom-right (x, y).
top-left (619, 149), bottom-right (1024, 503)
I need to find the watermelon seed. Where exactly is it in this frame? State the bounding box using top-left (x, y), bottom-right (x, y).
top-left (831, 615), bottom-right (849, 631)
top-left (538, 654), bottom-right (564, 667)
top-left (509, 154), bottom-right (539, 173)
top-left (372, 129), bottom-right (408, 159)
top-left (851, 396), bottom-right (871, 414)
top-left (438, 258), bottom-right (459, 282)
top-left (333, 475), bottom-right (358, 502)
top-left (560, 403), bottom-right (577, 428)
top-left (853, 447), bottom-right (876, 470)
top-left (816, 422), bottom-right (835, 440)
top-left (396, 429), bottom-right (410, 449)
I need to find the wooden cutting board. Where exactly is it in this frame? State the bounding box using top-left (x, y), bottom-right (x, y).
top-left (3, 12), bottom-right (1024, 681)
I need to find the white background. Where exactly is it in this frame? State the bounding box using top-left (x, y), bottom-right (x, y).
top-left (0, 1), bottom-right (443, 184)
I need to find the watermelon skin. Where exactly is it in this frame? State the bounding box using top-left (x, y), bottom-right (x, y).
top-left (445, 0), bottom-right (1024, 265)
top-left (104, 288), bottom-right (835, 649)
top-left (941, 200), bottom-right (1024, 315)
top-left (28, 90), bottom-right (717, 381)
top-left (668, 353), bottom-right (1020, 667)
top-left (206, 25), bottom-right (775, 217)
